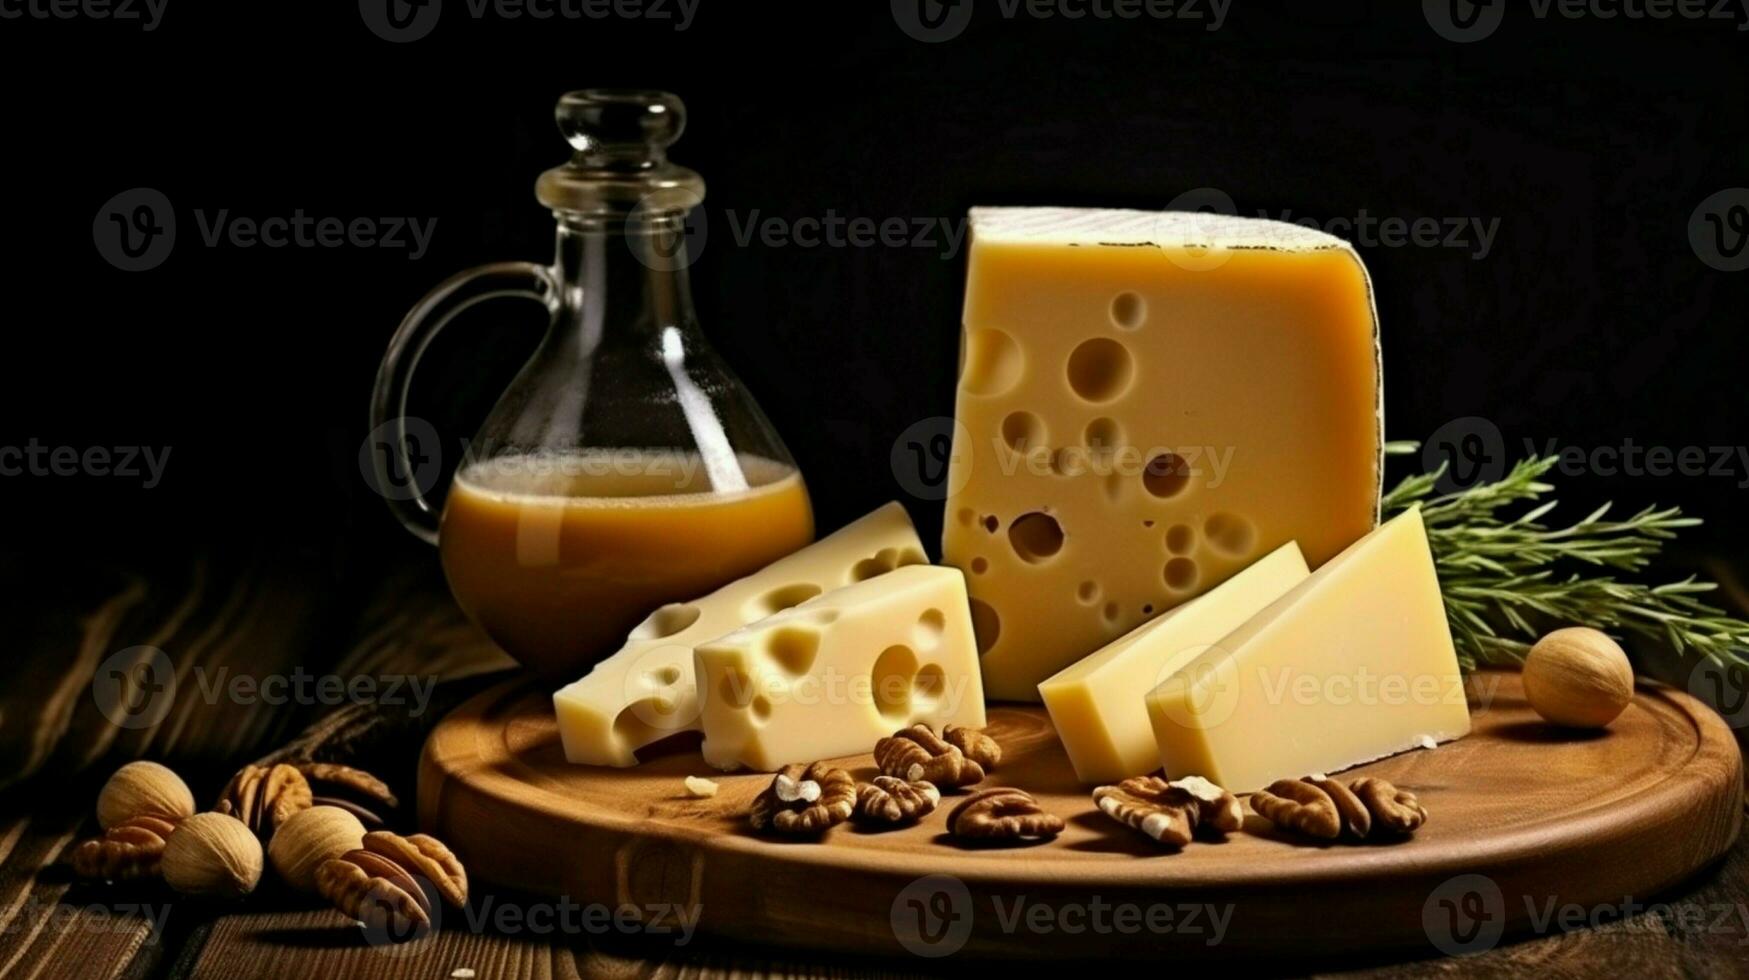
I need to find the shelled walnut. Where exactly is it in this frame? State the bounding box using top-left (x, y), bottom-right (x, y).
top-left (1251, 775), bottom-right (1428, 841)
top-left (1092, 775), bottom-right (1242, 847)
top-left (71, 814), bottom-right (180, 881)
top-left (853, 776), bottom-right (940, 825)
top-left (216, 763), bottom-right (313, 838)
top-left (292, 762), bottom-right (399, 829)
top-left (946, 788), bottom-right (1064, 842)
top-left (874, 724), bottom-right (997, 788)
top-left (748, 763), bottom-right (856, 835)
top-left (315, 831), bottom-right (468, 940)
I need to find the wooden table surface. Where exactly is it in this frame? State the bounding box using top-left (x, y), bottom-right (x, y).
top-left (4, 542), bottom-right (1748, 979)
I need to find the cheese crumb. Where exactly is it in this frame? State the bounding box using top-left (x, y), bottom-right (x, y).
top-left (1416, 734), bottom-right (1438, 750)
top-left (451, 970), bottom-right (476, 979)
top-left (684, 775), bottom-right (720, 798)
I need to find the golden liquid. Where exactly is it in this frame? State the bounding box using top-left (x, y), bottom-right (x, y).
top-left (439, 450), bottom-right (814, 680)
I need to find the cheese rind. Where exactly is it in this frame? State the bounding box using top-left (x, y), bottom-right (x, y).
top-left (1146, 508), bottom-right (1470, 792)
top-left (945, 206), bottom-right (1383, 700)
top-left (553, 503), bottom-right (926, 766)
top-left (694, 565), bottom-right (986, 772)
top-left (1038, 542), bottom-right (1309, 784)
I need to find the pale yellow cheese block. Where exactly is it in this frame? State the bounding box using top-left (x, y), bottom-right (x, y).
top-left (695, 565), bottom-right (986, 772)
top-left (944, 207), bottom-right (1383, 701)
top-left (553, 502), bottom-right (926, 766)
top-left (1037, 542), bottom-right (1309, 785)
top-left (1146, 508), bottom-right (1470, 792)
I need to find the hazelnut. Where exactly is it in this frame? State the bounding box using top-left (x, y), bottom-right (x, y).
top-left (97, 761), bottom-right (196, 830)
top-left (162, 812), bottom-right (263, 899)
top-left (268, 806), bottom-right (366, 893)
top-left (1523, 627), bottom-right (1635, 728)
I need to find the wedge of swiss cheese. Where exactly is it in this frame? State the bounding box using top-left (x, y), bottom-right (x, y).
top-left (1147, 508), bottom-right (1470, 791)
top-left (945, 207), bottom-right (1383, 700)
top-left (553, 502), bottom-right (926, 766)
top-left (695, 564), bottom-right (986, 771)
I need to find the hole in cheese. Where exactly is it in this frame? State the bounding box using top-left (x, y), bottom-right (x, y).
top-left (765, 626), bottom-right (821, 676)
top-left (1066, 337), bottom-right (1134, 403)
top-left (982, 515), bottom-right (1000, 534)
top-left (962, 328), bottom-right (1024, 396)
top-left (1204, 512), bottom-right (1257, 557)
top-left (851, 546), bottom-right (927, 582)
top-left (1165, 557), bottom-right (1200, 592)
top-left (1166, 524), bottom-right (1197, 555)
top-left (748, 583), bottom-right (823, 620)
top-left (914, 663), bottom-right (947, 706)
top-left (970, 557), bottom-right (989, 575)
top-left (969, 598), bottom-right (1001, 654)
top-left (717, 667), bottom-right (754, 709)
top-left (751, 695), bottom-right (772, 722)
top-left (1001, 411), bottom-right (1047, 452)
top-left (629, 603), bottom-right (702, 641)
top-left (1077, 580), bottom-right (1101, 605)
top-left (1142, 453), bottom-right (1191, 499)
top-left (914, 608), bottom-right (946, 651)
top-left (1110, 291), bottom-right (1147, 330)
top-left (647, 665), bottom-right (682, 687)
top-left (1008, 512), bottom-right (1065, 564)
top-left (871, 644), bottom-right (920, 720)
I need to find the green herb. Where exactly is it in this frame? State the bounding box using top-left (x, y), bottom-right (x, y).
top-left (1383, 447), bottom-right (1749, 671)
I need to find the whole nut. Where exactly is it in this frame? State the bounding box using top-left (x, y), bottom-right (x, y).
top-left (269, 805), bottom-right (367, 894)
top-left (97, 761), bottom-right (196, 830)
top-left (162, 812), bottom-right (263, 899)
top-left (1523, 627), bottom-right (1634, 728)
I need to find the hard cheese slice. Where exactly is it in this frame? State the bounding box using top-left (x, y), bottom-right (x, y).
top-left (695, 565), bottom-right (986, 771)
top-left (1146, 508), bottom-right (1470, 792)
top-left (945, 207), bottom-right (1382, 700)
top-left (1038, 542), bottom-right (1309, 785)
top-left (553, 502), bottom-right (925, 766)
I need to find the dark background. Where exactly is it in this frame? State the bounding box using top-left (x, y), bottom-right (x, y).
top-left (2, 0), bottom-right (1745, 571)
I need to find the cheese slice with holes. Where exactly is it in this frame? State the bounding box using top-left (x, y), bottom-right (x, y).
top-left (1146, 508), bottom-right (1470, 792)
top-left (694, 564), bottom-right (986, 771)
top-left (1038, 541), bottom-right (1309, 784)
top-left (553, 502), bottom-right (926, 766)
top-left (944, 206), bottom-right (1383, 700)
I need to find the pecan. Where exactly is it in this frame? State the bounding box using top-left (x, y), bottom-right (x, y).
top-left (216, 763), bottom-right (313, 838)
top-left (315, 831), bottom-right (468, 941)
top-left (748, 763), bottom-right (855, 835)
top-left (1251, 775), bottom-right (1428, 841)
top-left (943, 725), bottom-right (1001, 770)
top-left (874, 724), bottom-right (990, 788)
top-left (1092, 775), bottom-right (1242, 847)
top-left (293, 762), bottom-right (399, 829)
top-left (946, 788), bottom-right (1064, 842)
top-left (853, 776), bottom-right (940, 825)
top-left (70, 814), bottom-right (179, 881)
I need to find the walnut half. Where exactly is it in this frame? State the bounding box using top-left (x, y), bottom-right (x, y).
top-left (874, 724), bottom-right (998, 788)
top-left (1251, 774), bottom-right (1428, 841)
top-left (748, 763), bottom-right (856, 835)
top-left (853, 776), bottom-right (940, 825)
top-left (946, 788), bottom-right (1064, 842)
top-left (1092, 775), bottom-right (1242, 848)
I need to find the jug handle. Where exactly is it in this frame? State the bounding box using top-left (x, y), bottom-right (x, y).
top-left (368, 261), bottom-right (559, 545)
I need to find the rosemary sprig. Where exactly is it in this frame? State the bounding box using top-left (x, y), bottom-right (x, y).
top-left (1384, 447), bottom-right (1749, 671)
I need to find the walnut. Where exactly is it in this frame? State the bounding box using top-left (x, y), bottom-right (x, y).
top-left (315, 831), bottom-right (468, 941)
top-left (853, 776), bottom-right (940, 825)
top-left (946, 788), bottom-right (1064, 842)
top-left (96, 761), bottom-right (196, 830)
top-left (293, 762), bottom-right (399, 829)
top-left (1092, 775), bottom-right (1242, 847)
top-left (71, 814), bottom-right (179, 881)
top-left (748, 763), bottom-right (855, 835)
top-left (162, 812), bottom-right (264, 899)
top-left (874, 724), bottom-right (993, 788)
top-left (1251, 775), bottom-right (1428, 841)
top-left (216, 763), bottom-right (313, 838)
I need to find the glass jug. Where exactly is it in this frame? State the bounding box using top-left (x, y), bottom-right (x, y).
top-left (370, 90), bottom-right (814, 681)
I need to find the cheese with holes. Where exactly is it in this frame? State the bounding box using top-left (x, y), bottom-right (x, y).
top-left (1146, 508), bottom-right (1469, 792)
top-left (553, 502), bottom-right (926, 766)
top-left (694, 565), bottom-right (986, 771)
top-left (944, 207), bottom-right (1383, 701)
top-left (1038, 542), bottom-right (1309, 784)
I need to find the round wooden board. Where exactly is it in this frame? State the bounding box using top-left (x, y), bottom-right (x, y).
top-left (419, 672), bottom-right (1743, 960)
